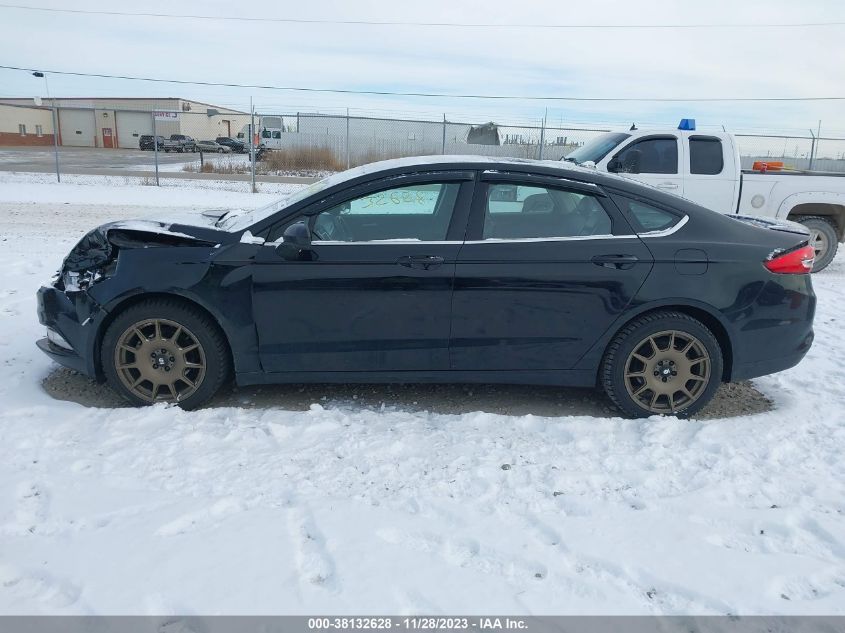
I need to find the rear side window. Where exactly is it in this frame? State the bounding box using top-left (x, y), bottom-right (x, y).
top-left (689, 136), bottom-right (724, 175)
top-left (616, 197), bottom-right (681, 232)
top-left (483, 183), bottom-right (612, 239)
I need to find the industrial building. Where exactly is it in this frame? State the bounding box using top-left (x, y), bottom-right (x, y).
top-left (0, 98), bottom-right (249, 148)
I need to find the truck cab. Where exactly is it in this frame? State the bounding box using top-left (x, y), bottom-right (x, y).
top-left (563, 127), bottom-right (741, 214)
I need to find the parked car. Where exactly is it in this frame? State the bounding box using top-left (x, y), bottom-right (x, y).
top-left (138, 135), bottom-right (179, 152)
top-left (215, 136), bottom-right (246, 153)
top-left (36, 156), bottom-right (815, 416)
top-left (562, 121), bottom-right (845, 270)
top-left (196, 140), bottom-right (231, 153)
top-left (169, 134), bottom-right (197, 153)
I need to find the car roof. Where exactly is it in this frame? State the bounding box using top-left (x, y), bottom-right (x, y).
top-left (307, 154), bottom-right (640, 194)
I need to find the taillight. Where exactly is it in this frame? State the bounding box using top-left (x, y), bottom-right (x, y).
top-left (764, 244), bottom-right (815, 274)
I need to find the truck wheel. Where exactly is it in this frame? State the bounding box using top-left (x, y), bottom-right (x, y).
top-left (101, 299), bottom-right (231, 409)
top-left (601, 311), bottom-right (723, 419)
top-left (795, 216), bottom-right (838, 272)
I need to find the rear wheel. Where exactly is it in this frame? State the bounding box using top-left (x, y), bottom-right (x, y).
top-left (795, 216), bottom-right (838, 272)
top-left (101, 299), bottom-right (230, 409)
top-left (601, 311), bottom-right (723, 418)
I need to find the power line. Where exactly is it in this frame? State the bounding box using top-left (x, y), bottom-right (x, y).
top-left (1, 3), bottom-right (844, 29)
top-left (3, 65), bottom-right (845, 102)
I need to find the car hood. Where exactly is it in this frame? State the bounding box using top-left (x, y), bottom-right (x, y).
top-left (61, 211), bottom-right (238, 273)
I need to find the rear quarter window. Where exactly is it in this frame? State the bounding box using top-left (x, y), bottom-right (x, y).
top-left (615, 197), bottom-right (682, 233)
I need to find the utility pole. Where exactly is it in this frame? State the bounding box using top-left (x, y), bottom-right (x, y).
top-left (33, 72), bottom-right (60, 183)
top-left (346, 108), bottom-right (350, 169)
top-left (538, 108), bottom-right (547, 160)
top-left (151, 111), bottom-right (160, 186)
top-left (442, 114), bottom-right (447, 154)
top-left (250, 97), bottom-right (256, 193)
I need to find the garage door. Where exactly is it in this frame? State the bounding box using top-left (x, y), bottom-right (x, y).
top-left (58, 109), bottom-right (95, 147)
top-left (116, 111), bottom-right (153, 149)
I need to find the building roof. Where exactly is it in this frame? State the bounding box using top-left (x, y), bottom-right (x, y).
top-left (0, 97), bottom-right (248, 115)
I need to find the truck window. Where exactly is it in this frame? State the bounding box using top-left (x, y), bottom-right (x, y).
top-left (615, 137), bottom-right (678, 174)
top-left (689, 136), bottom-right (724, 175)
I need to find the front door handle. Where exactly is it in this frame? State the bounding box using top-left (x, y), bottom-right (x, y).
top-left (397, 255), bottom-right (445, 270)
top-left (591, 254), bottom-right (639, 270)
top-left (656, 182), bottom-right (679, 190)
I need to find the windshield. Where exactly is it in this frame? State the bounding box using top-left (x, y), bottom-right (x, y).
top-left (564, 132), bottom-right (631, 165)
top-left (216, 175), bottom-right (342, 232)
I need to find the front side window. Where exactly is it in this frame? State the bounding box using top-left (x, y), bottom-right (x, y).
top-left (616, 197), bottom-right (681, 232)
top-left (483, 183), bottom-right (612, 239)
top-left (614, 137), bottom-right (678, 174)
top-left (310, 182), bottom-right (460, 242)
top-left (689, 136), bottom-right (724, 175)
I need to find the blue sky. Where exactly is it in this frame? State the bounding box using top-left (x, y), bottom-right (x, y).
top-left (1, 0), bottom-right (844, 135)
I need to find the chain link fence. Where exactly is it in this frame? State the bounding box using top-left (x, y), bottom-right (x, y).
top-left (2, 101), bottom-right (845, 192)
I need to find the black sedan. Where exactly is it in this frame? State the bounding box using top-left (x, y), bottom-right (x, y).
top-left (36, 157), bottom-right (816, 417)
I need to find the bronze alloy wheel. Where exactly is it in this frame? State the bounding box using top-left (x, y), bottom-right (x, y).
top-left (114, 318), bottom-right (207, 403)
top-left (623, 329), bottom-right (711, 414)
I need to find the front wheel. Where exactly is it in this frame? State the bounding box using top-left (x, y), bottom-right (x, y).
top-left (795, 216), bottom-right (838, 272)
top-left (101, 299), bottom-right (231, 409)
top-left (601, 311), bottom-right (723, 418)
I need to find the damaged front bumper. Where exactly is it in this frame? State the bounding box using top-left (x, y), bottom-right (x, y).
top-left (36, 283), bottom-right (107, 379)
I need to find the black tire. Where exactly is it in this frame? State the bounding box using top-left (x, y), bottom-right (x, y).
top-left (600, 310), bottom-right (723, 419)
top-left (794, 216), bottom-right (838, 272)
top-left (101, 299), bottom-right (231, 410)
top-left (218, 148), bottom-right (225, 153)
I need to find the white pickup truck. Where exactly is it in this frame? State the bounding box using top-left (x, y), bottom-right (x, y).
top-left (562, 125), bottom-right (845, 270)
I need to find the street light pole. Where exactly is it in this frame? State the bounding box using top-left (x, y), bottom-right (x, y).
top-left (33, 71), bottom-right (60, 183)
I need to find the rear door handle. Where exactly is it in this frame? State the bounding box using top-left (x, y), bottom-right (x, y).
top-left (397, 255), bottom-right (445, 270)
top-left (656, 182), bottom-right (679, 190)
top-left (591, 254), bottom-right (639, 270)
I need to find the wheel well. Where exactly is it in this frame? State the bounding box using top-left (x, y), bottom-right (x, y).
top-left (94, 292), bottom-right (232, 380)
top-left (602, 305), bottom-right (734, 382)
top-left (787, 203), bottom-right (845, 240)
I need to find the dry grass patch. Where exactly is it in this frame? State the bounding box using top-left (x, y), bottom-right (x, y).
top-left (182, 161), bottom-right (250, 174)
top-left (260, 146), bottom-right (343, 173)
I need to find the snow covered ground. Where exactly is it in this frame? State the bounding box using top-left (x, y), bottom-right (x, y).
top-left (0, 171), bottom-right (306, 196)
top-left (0, 176), bottom-right (843, 615)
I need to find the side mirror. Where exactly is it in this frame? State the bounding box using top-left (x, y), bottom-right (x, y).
top-left (282, 221), bottom-right (311, 247)
top-left (607, 157), bottom-right (621, 172)
top-left (275, 221), bottom-right (313, 260)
